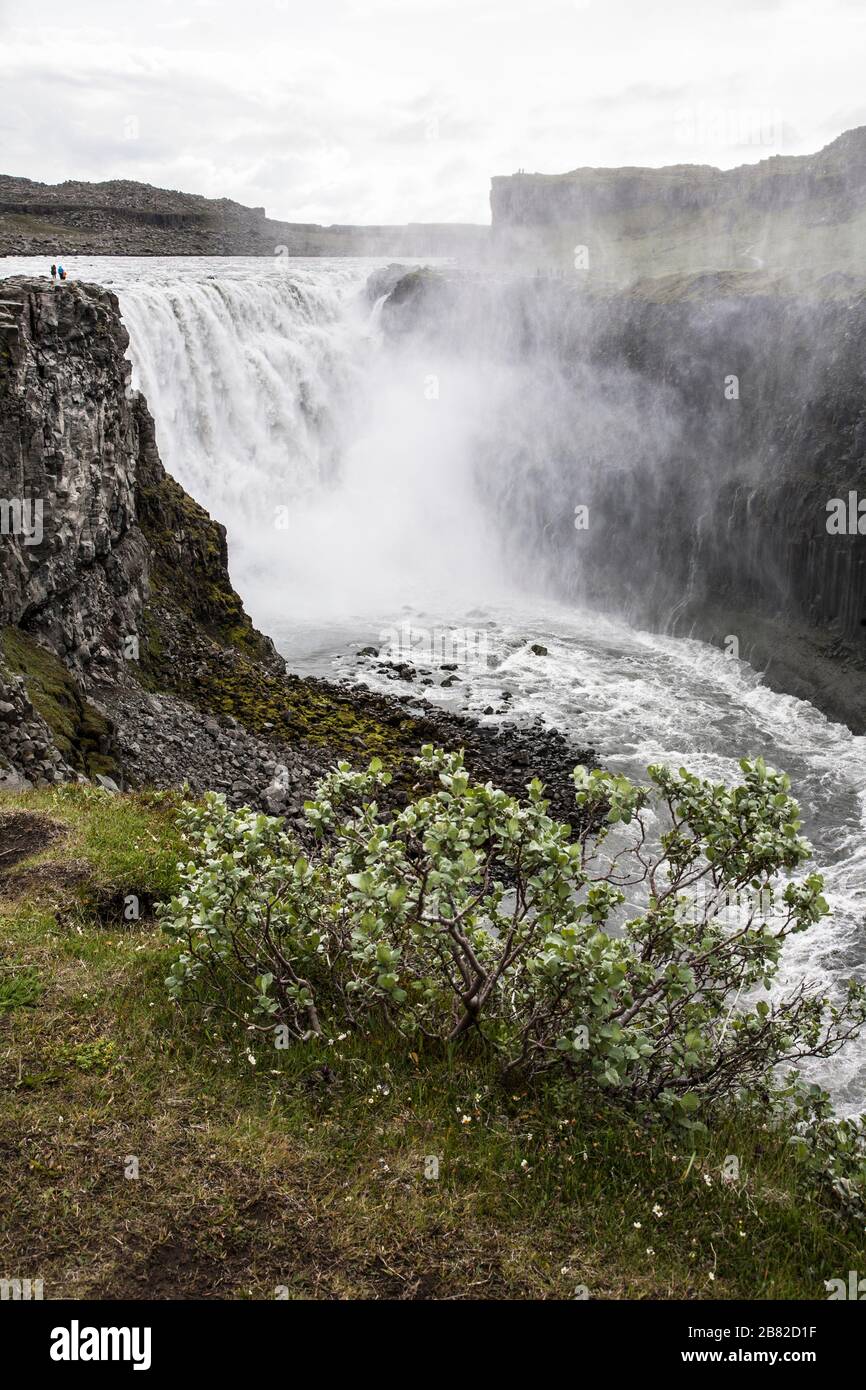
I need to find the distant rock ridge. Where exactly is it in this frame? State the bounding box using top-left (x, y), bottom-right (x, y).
top-left (0, 174), bottom-right (488, 258)
top-left (490, 127), bottom-right (866, 284)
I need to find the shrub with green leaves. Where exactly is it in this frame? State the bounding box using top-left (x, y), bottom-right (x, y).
top-left (160, 747), bottom-right (865, 1129)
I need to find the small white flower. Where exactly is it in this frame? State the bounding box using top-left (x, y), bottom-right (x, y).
top-left (652, 1203), bottom-right (664, 1218)
top-left (633, 1221), bottom-right (642, 1229)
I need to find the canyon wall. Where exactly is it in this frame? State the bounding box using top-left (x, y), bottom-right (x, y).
top-left (379, 267), bottom-right (866, 729)
top-left (0, 275), bottom-right (294, 789)
top-left (490, 128), bottom-right (866, 285)
top-left (0, 278), bottom-right (147, 658)
top-left (0, 276), bottom-right (277, 673)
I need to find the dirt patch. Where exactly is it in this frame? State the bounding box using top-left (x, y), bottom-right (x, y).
top-left (0, 858), bottom-right (91, 902)
top-left (92, 1187), bottom-right (349, 1301)
top-left (0, 810), bottom-right (66, 874)
top-left (80, 887), bottom-right (160, 929)
top-left (95, 1206), bottom-right (506, 1301)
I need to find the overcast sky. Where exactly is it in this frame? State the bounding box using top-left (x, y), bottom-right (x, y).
top-left (1, 0), bottom-right (864, 225)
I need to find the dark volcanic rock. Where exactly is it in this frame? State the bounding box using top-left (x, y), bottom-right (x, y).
top-left (0, 278), bottom-right (148, 663)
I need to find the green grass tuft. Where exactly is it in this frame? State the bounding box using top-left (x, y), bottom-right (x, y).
top-left (0, 966), bottom-right (42, 1011)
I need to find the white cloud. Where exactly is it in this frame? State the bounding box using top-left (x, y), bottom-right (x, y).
top-left (0, 0), bottom-right (864, 223)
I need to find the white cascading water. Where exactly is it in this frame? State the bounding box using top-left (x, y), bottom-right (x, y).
top-left (4, 255), bottom-right (866, 1112)
top-left (81, 255), bottom-right (507, 634)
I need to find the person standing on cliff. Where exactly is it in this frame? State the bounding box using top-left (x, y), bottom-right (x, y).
top-left (58, 265), bottom-right (66, 281)
top-left (50, 264), bottom-right (57, 281)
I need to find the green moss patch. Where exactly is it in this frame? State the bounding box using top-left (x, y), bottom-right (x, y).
top-left (0, 627), bottom-right (118, 777)
top-left (136, 468), bottom-right (273, 665)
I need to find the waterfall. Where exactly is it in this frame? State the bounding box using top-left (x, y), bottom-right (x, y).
top-left (116, 261), bottom-right (367, 618)
top-left (110, 258), bottom-right (510, 633)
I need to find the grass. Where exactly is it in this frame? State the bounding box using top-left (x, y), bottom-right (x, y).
top-left (0, 966), bottom-right (42, 1012)
top-left (0, 785), bottom-right (863, 1300)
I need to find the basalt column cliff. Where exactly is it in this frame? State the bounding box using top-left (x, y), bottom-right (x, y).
top-left (0, 277), bottom-right (361, 803)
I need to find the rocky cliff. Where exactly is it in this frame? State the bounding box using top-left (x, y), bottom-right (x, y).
top-left (490, 128), bottom-right (866, 285)
top-left (0, 275), bottom-right (288, 792)
top-left (378, 266), bottom-right (866, 731)
top-left (0, 279), bottom-right (148, 661)
top-left (0, 175), bottom-right (487, 259)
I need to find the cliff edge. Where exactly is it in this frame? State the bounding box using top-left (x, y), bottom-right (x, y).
top-left (491, 128), bottom-right (866, 285)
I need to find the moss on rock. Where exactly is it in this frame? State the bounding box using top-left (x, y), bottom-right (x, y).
top-left (132, 409), bottom-right (423, 766)
top-left (135, 444), bottom-right (276, 668)
top-left (0, 627), bottom-right (119, 778)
